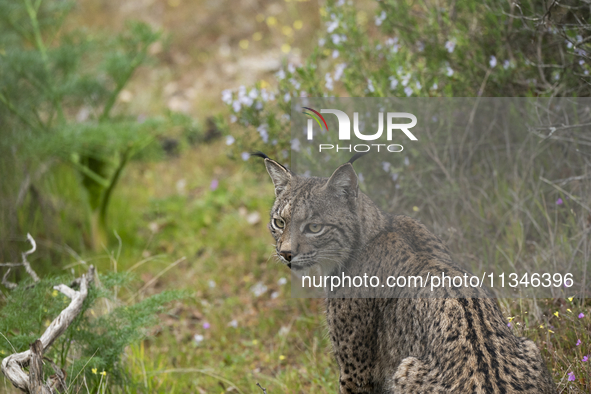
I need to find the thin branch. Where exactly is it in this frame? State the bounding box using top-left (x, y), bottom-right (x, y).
top-left (22, 233), bottom-right (40, 283)
top-left (256, 383), bottom-right (268, 393)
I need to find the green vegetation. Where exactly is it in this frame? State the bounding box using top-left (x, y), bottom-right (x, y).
top-left (1, 0), bottom-right (590, 393)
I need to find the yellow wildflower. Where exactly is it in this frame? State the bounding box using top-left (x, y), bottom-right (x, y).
top-left (279, 355), bottom-right (286, 361)
top-left (92, 368), bottom-right (97, 374)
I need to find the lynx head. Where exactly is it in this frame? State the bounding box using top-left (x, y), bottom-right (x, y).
top-left (254, 152), bottom-right (368, 276)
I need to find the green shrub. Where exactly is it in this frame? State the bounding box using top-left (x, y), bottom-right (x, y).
top-left (0, 270), bottom-right (186, 391)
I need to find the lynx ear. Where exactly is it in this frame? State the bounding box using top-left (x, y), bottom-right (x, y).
top-left (325, 163), bottom-right (358, 198)
top-left (264, 159), bottom-right (291, 196)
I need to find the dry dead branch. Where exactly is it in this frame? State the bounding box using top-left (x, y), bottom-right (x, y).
top-left (1, 259), bottom-right (94, 393)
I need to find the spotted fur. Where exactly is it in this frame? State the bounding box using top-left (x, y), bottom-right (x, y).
top-left (258, 155), bottom-right (556, 394)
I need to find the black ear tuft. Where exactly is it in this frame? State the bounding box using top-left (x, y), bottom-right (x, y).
top-left (347, 151), bottom-right (370, 165)
top-left (251, 151), bottom-right (290, 172)
top-left (251, 151), bottom-right (271, 160)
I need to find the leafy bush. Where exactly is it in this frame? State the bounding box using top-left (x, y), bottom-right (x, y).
top-left (0, 0), bottom-right (174, 256)
top-left (0, 270), bottom-right (186, 391)
top-left (221, 0), bottom-right (591, 156)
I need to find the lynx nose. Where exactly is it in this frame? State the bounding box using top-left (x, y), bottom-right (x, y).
top-left (279, 251), bottom-right (292, 262)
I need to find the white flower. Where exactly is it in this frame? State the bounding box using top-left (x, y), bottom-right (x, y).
top-left (385, 37), bottom-right (398, 46)
top-left (290, 78), bottom-right (301, 90)
top-left (194, 334), bottom-right (204, 344)
top-left (579, 59), bottom-right (585, 66)
top-left (392, 173), bottom-right (399, 182)
top-left (208, 280), bottom-right (216, 288)
top-left (326, 20), bottom-right (339, 33)
top-left (221, 89), bottom-right (233, 104)
top-left (325, 72), bottom-right (334, 91)
top-left (232, 100), bottom-right (241, 112)
top-left (367, 79), bottom-right (375, 93)
top-left (382, 161), bottom-right (391, 172)
top-left (401, 73), bottom-right (411, 87)
top-left (225, 135), bottom-right (235, 145)
top-left (431, 82), bottom-right (438, 90)
top-left (446, 66), bottom-right (454, 76)
top-left (445, 40), bottom-right (456, 53)
top-left (276, 69), bottom-right (286, 80)
top-left (389, 76), bottom-right (399, 90)
top-left (336, 0), bottom-right (345, 5)
top-left (318, 38), bottom-right (326, 47)
top-left (332, 50), bottom-right (339, 59)
top-left (291, 138), bottom-right (301, 152)
top-left (503, 60), bottom-right (510, 69)
top-left (404, 86), bottom-right (412, 96)
top-left (566, 40), bottom-right (573, 49)
top-left (271, 291), bottom-right (279, 299)
top-left (230, 115), bottom-right (237, 123)
top-left (332, 34), bottom-right (341, 45)
top-left (489, 55), bottom-right (497, 68)
top-left (376, 44), bottom-right (382, 50)
top-left (241, 152), bottom-right (250, 161)
top-left (415, 81), bottom-right (422, 89)
top-left (257, 124), bottom-right (269, 143)
top-left (255, 101), bottom-right (263, 110)
top-left (278, 277), bottom-right (287, 285)
top-left (283, 92), bottom-right (291, 102)
top-left (260, 89), bottom-right (269, 102)
top-left (251, 282), bottom-right (268, 297)
top-left (375, 11), bottom-right (386, 26)
top-left (249, 89), bottom-right (258, 99)
top-left (334, 63), bottom-right (347, 81)
top-left (288, 63), bottom-right (296, 73)
top-left (228, 320), bottom-right (238, 328)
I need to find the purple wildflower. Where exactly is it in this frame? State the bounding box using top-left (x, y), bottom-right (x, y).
top-left (203, 322), bottom-right (210, 329)
top-left (556, 198), bottom-right (564, 205)
top-left (576, 339), bottom-right (581, 346)
top-left (582, 356), bottom-right (588, 362)
top-left (210, 179), bottom-right (219, 191)
top-left (567, 371), bottom-right (575, 382)
top-left (579, 313), bottom-right (585, 319)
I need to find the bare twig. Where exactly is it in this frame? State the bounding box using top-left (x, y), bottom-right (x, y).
top-left (1, 233), bottom-right (41, 289)
top-left (256, 382), bottom-right (268, 393)
top-left (1, 266), bottom-right (94, 393)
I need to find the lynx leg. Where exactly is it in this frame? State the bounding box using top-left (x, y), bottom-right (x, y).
top-left (390, 357), bottom-right (428, 393)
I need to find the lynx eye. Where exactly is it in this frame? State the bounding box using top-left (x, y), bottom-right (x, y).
top-left (306, 223), bottom-right (323, 233)
top-left (273, 218), bottom-right (285, 229)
